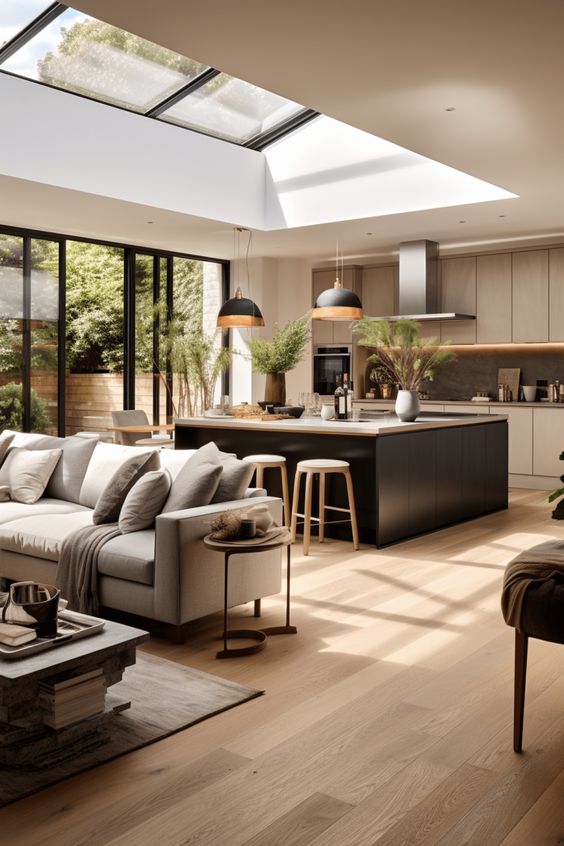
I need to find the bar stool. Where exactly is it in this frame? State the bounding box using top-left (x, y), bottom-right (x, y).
top-left (290, 459), bottom-right (359, 555)
top-left (242, 454), bottom-right (290, 527)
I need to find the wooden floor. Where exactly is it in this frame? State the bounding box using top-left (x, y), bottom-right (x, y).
top-left (3, 489), bottom-right (564, 845)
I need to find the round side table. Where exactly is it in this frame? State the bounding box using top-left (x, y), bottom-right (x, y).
top-left (203, 529), bottom-right (297, 659)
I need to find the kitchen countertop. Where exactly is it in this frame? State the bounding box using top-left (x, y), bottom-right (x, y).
top-left (353, 398), bottom-right (564, 408)
top-left (176, 412), bottom-right (507, 438)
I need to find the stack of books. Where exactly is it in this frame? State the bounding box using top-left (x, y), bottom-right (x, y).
top-left (39, 668), bottom-right (107, 729)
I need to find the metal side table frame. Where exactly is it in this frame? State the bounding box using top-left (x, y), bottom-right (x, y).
top-left (203, 530), bottom-right (297, 659)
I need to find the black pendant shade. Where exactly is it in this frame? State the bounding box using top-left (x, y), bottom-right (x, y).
top-left (312, 278), bottom-right (363, 321)
top-left (217, 286), bottom-right (265, 329)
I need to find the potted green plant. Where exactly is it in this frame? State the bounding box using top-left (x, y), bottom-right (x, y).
top-left (547, 453), bottom-right (564, 519)
top-left (246, 315), bottom-right (310, 406)
top-left (354, 318), bottom-right (454, 421)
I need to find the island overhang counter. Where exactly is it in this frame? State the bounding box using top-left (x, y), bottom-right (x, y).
top-left (175, 413), bottom-right (508, 547)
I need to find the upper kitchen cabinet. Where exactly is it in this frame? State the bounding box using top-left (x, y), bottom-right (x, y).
top-left (361, 265), bottom-right (397, 317)
top-left (312, 267), bottom-right (362, 346)
top-left (549, 248), bottom-right (564, 342)
top-left (512, 250), bottom-right (549, 342)
top-left (439, 256), bottom-right (477, 344)
top-left (476, 253), bottom-right (512, 343)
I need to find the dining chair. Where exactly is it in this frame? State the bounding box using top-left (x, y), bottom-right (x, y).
top-left (110, 410), bottom-right (174, 448)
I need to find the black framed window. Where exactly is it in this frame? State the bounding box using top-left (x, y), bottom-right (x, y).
top-left (0, 225), bottom-right (229, 436)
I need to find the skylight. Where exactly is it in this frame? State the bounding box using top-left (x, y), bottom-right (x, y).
top-left (0, 2), bottom-right (314, 146)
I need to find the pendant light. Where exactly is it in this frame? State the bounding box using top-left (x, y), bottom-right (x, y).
top-left (217, 227), bottom-right (265, 329)
top-left (312, 241), bottom-right (363, 321)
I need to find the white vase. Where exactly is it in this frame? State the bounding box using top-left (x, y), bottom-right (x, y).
top-left (395, 389), bottom-right (420, 422)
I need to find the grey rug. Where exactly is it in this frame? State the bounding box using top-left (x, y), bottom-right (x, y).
top-left (0, 652), bottom-right (263, 807)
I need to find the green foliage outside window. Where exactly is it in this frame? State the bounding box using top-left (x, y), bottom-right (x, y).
top-left (0, 383), bottom-right (51, 432)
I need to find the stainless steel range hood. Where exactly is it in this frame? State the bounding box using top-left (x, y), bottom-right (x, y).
top-left (378, 240), bottom-right (475, 321)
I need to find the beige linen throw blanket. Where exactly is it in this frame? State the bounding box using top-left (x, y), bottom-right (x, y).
top-left (501, 540), bottom-right (564, 628)
top-left (56, 523), bottom-right (121, 615)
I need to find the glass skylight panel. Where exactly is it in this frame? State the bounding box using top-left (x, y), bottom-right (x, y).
top-left (0, 0), bottom-right (52, 48)
top-left (158, 73), bottom-right (305, 143)
top-left (0, 6), bottom-right (209, 112)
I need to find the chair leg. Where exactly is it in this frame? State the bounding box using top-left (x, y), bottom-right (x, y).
top-left (319, 472), bottom-right (326, 543)
top-left (256, 465), bottom-right (264, 490)
top-left (303, 472), bottom-right (313, 556)
top-left (280, 464), bottom-right (290, 528)
top-left (254, 598), bottom-right (261, 618)
top-left (290, 470), bottom-right (302, 543)
top-left (344, 469), bottom-right (360, 550)
top-left (514, 629), bottom-right (528, 753)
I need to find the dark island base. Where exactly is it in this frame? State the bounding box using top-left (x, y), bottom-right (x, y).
top-left (175, 421), bottom-right (508, 547)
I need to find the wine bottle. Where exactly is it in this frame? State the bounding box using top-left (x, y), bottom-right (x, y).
top-left (342, 372), bottom-right (350, 420)
top-left (334, 374), bottom-right (345, 420)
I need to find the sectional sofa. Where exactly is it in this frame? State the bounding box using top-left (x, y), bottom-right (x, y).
top-left (0, 431), bottom-right (283, 637)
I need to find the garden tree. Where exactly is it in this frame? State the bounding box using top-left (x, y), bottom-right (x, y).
top-left (37, 17), bottom-right (205, 106)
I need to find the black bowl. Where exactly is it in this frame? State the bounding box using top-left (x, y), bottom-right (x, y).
top-left (274, 406), bottom-right (304, 418)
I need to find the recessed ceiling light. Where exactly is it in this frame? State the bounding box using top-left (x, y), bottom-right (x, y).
top-left (445, 106), bottom-right (456, 112)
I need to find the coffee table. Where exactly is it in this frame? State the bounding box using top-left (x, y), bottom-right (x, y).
top-left (0, 618), bottom-right (148, 768)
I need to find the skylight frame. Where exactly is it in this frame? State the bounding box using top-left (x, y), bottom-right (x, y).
top-left (0, 2), bottom-right (310, 149)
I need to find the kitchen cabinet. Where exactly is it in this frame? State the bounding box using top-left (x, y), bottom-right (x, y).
top-left (512, 250), bottom-right (549, 342)
top-left (444, 404), bottom-right (485, 415)
top-left (504, 408), bottom-right (533, 475)
top-left (440, 256), bottom-right (477, 344)
top-left (549, 248), bottom-right (564, 342)
top-left (312, 268), bottom-right (362, 346)
top-left (533, 408), bottom-right (563, 477)
top-left (476, 253), bottom-right (512, 343)
top-left (361, 265), bottom-right (396, 317)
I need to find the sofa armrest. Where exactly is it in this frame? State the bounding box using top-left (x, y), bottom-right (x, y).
top-left (152, 496), bottom-right (283, 624)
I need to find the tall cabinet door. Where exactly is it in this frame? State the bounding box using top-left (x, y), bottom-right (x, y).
top-left (549, 248), bottom-right (564, 342)
top-left (312, 272), bottom-right (334, 344)
top-left (512, 250), bottom-right (549, 342)
top-left (440, 256), bottom-right (477, 344)
top-left (361, 266), bottom-right (396, 317)
top-left (476, 253), bottom-right (512, 343)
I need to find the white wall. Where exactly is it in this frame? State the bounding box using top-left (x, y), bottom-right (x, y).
top-left (0, 74), bottom-right (266, 229)
top-left (229, 257), bottom-right (313, 405)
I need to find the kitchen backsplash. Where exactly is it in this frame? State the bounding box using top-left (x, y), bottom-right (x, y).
top-left (364, 346), bottom-right (564, 401)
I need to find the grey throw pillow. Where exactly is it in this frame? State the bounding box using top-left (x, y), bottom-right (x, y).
top-left (93, 450), bottom-right (159, 525)
top-left (212, 455), bottom-right (255, 502)
top-left (0, 432), bottom-right (15, 468)
top-left (0, 447), bottom-right (62, 504)
top-left (26, 435), bottom-right (98, 503)
top-left (118, 469), bottom-right (171, 534)
top-left (162, 444), bottom-right (223, 513)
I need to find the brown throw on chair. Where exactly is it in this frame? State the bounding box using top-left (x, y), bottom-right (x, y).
top-left (501, 539), bottom-right (564, 752)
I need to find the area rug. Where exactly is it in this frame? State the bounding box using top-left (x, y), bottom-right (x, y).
top-left (0, 652), bottom-right (263, 807)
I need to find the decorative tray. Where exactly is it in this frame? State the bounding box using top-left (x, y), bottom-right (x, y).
top-left (0, 609), bottom-right (106, 660)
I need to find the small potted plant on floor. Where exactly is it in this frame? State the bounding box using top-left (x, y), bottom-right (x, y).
top-left (548, 453), bottom-right (564, 519)
top-left (353, 318), bottom-right (454, 421)
top-left (246, 315), bottom-right (310, 406)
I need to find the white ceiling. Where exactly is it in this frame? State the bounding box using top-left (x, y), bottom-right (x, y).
top-left (3, 0), bottom-right (564, 261)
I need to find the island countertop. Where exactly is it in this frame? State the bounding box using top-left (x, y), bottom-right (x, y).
top-left (174, 412), bottom-right (508, 547)
top-left (175, 411), bottom-right (507, 437)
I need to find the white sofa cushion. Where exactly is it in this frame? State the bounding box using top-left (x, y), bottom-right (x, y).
top-left (0, 447), bottom-right (62, 504)
top-left (97, 531), bottom-right (155, 585)
top-left (0, 511), bottom-right (94, 561)
top-left (0, 499), bottom-right (91, 524)
top-left (79, 442), bottom-right (157, 508)
top-left (4, 430), bottom-right (52, 449)
top-left (158, 448), bottom-right (196, 480)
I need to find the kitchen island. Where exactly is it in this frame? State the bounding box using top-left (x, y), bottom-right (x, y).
top-left (175, 412), bottom-right (508, 547)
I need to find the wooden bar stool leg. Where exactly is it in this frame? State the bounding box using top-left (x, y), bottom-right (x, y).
top-left (344, 469), bottom-right (360, 550)
top-left (514, 629), bottom-right (528, 753)
top-left (290, 470), bottom-right (302, 543)
top-left (280, 464), bottom-right (290, 528)
top-left (319, 471), bottom-right (326, 543)
top-left (256, 465), bottom-right (264, 490)
top-left (303, 471), bottom-right (314, 556)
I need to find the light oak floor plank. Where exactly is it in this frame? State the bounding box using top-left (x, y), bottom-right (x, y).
top-left (1, 489), bottom-right (564, 846)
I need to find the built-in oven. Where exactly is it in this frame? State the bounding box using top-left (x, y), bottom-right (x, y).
top-left (313, 346), bottom-right (352, 395)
